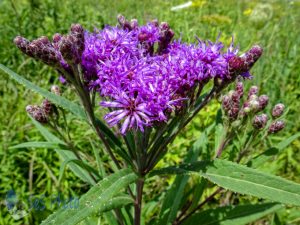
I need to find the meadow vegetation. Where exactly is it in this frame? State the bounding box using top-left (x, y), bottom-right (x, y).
top-left (1, 0), bottom-right (300, 224)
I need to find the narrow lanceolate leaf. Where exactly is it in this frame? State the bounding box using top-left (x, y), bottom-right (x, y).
top-left (0, 64), bottom-right (86, 120)
top-left (151, 159), bottom-right (300, 206)
top-left (41, 169), bottom-right (137, 225)
top-left (9, 142), bottom-right (67, 150)
top-left (30, 118), bottom-right (97, 185)
top-left (182, 203), bottom-right (282, 225)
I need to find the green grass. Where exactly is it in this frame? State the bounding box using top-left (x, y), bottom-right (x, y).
top-left (1, 0), bottom-right (300, 224)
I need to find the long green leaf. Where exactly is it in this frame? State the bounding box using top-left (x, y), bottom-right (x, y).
top-left (0, 64), bottom-right (86, 120)
top-left (182, 203), bottom-right (282, 225)
top-left (30, 118), bottom-right (97, 185)
top-left (151, 159), bottom-right (300, 206)
top-left (9, 141), bottom-right (67, 150)
top-left (41, 169), bottom-right (137, 225)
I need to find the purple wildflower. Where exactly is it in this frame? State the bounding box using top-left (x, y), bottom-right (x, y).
top-left (101, 93), bottom-right (152, 134)
top-left (69, 17), bottom-right (263, 133)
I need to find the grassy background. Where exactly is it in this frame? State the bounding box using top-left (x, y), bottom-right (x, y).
top-left (1, 0), bottom-right (300, 224)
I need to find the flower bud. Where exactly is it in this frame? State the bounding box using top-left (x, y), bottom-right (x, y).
top-left (249, 99), bottom-right (260, 111)
top-left (20, 36), bottom-right (61, 67)
top-left (51, 85), bottom-right (61, 95)
top-left (249, 94), bottom-right (258, 101)
top-left (130, 19), bottom-right (138, 30)
top-left (158, 22), bottom-right (174, 53)
top-left (14, 36), bottom-right (34, 57)
top-left (253, 114), bottom-right (268, 129)
top-left (228, 56), bottom-right (246, 75)
top-left (235, 82), bottom-right (244, 97)
top-left (243, 106), bottom-right (251, 114)
top-left (59, 35), bottom-right (75, 62)
top-left (52, 33), bottom-right (62, 43)
top-left (222, 95), bottom-right (230, 112)
top-left (117, 14), bottom-right (132, 30)
top-left (241, 45), bottom-right (263, 70)
top-left (26, 105), bottom-right (48, 123)
top-left (248, 86), bottom-right (258, 98)
top-left (268, 120), bottom-right (285, 134)
top-left (228, 106), bottom-right (239, 120)
top-left (151, 19), bottom-right (159, 27)
top-left (258, 95), bottom-right (269, 110)
top-left (41, 99), bottom-right (53, 116)
top-left (272, 103), bottom-right (285, 118)
top-left (70, 24), bottom-right (85, 58)
top-left (242, 102), bottom-right (251, 115)
top-left (231, 91), bottom-right (240, 103)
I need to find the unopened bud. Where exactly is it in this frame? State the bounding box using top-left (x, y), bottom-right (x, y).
top-left (249, 94), bottom-right (258, 101)
top-left (235, 82), bottom-right (244, 97)
top-left (241, 45), bottom-right (263, 70)
top-left (272, 103), bottom-right (285, 118)
top-left (248, 86), bottom-right (258, 98)
top-left (117, 14), bottom-right (131, 30)
top-left (242, 102), bottom-right (251, 115)
top-left (26, 105), bottom-right (48, 123)
top-left (249, 100), bottom-right (260, 111)
top-left (41, 99), bottom-right (53, 116)
top-left (258, 95), bottom-right (269, 110)
top-left (243, 106), bottom-right (251, 114)
top-left (59, 35), bottom-right (75, 62)
top-left (228, 104), bottom-right (239, 120)
top-left (268, 120), bottom-right (285, 134)
top-left (222, 95), bottom-right (230, 112)
top-left (158, 22), bottom-right (174, 53)
top-left (14, 36), bottom-right (34, 57)
top-left (52, 33), bottom-right (62, 43)
top-left (51, 85), bottom-right (61, 95)
top-left (253, 114), bottom-right (268, 129)
top-left (231, 91), bottom-right (240, 103)
top-left (228, 56), bottom-right (246, 75)
top-left (70, 24), bottom-right (84, 34)
top-left (130, 19), bottom-right (138, 30)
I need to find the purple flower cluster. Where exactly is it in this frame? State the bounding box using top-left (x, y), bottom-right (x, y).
top-left (14, 15), bottom-right (263, 134)
top-left (80, 16), bottom-right (261, 134)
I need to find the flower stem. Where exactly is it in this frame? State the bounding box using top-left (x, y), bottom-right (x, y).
top-left (134, 178), bottom-right (144, 225)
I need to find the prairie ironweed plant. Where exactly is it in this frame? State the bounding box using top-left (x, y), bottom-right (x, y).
top-left (1, 15), bottom-right (299, 225)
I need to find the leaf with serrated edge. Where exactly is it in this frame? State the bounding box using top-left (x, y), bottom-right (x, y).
top-left (151, 159), bottom-right (300, 206)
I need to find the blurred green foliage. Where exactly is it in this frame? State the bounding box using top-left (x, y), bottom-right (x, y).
top-left (1, 0), bottom-right (300, 224)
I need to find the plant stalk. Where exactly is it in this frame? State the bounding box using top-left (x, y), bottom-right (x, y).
top-left (134, 178), bottom-right (144, 225)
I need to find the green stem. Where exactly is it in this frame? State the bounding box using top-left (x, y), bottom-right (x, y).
top-left (134, 178), bottom-right (144, 225)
